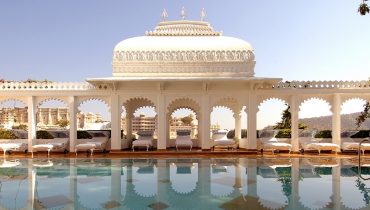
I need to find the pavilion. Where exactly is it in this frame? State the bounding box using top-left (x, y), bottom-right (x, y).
top-left (1, 9), bottom-right (369, 153)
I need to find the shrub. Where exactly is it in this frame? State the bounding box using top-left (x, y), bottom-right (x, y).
top-left (36, 130), bottom-right (54, 139)
top-left (12, 124), bottom-right (28, 131)
top-left (275, 129), bottom-right (291, 138)
top-left (226, 129), bottom-right (247, 139)
top-left (314, 130), bottom-right (332, 138)
top-left (351, 130), bottom-right (370, 138)
top-left (0, 130), bottom-right (17, 139)
top-left (77, 131), bottom-right (92, 139)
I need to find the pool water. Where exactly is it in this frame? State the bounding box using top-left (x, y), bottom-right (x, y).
top-left (0, 157), bottom-right (369, 210)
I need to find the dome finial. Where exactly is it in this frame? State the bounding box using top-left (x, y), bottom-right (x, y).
top-left (181, 6), bottom-right (187, 20)
top-left (200, 8), bottom-right (206, 21)
top-left (161, 8), bottom-right (168, 22)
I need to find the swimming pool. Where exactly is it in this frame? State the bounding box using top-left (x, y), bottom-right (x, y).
top-left (0, 157), bottom-right (369, 210)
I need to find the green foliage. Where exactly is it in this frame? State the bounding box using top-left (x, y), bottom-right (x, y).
top-left (273, 104), bottom-right (308, 130)
top-left (226, 129), bottom-right (247, 139)
top-left (275, 129), bottom-right (291, 138)
top-left (77, 131), bottom-right (92, 139)
top-left (12, 124), bottom-right (28, 131)
top-left (314, 167), bottom-right (332, 175)
top-left (36, 130), bottom-right (54, 139)
top-left (0, 129), bottom-right (17, 139)
top-left (180, 114), bottom-right (194, 126)
top-left (314, 130), bottom-right (332, 138)
top-left (56, 119), bottom-right (69, 128)
top-left (356, 102), bottom-right (370, 128)
top-left (359, 0), bottom-right (370, 15)
top-left (351, 130), bottom-right (370, 138)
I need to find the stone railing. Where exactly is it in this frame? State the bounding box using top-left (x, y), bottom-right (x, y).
top-left (0, 82), bottom-right (107, 91)
top-left (268, 80), bottom-right (370, 89)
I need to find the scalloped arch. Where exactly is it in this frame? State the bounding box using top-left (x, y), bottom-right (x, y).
top-left (37, 97), bottom-right (68, 107)
top-left (167, 97), bottom-right (200, 116)
top-left (299, 97), bottom-right (332, 112)
top-left (212, 97), bottom-right (241, 115)
top-left (123, 97), bottom-right (156, 114)
top-left (341, 97), bottom-right (369, 107)
top-left (257, 97), bottom-right (288, 112)
top-left (77, 97), bottom-right (111, 112)
top-left (0, 98), bottom-right (27, 107)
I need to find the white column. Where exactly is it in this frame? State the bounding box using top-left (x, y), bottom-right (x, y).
top-left (201, 95), bottom-right (211, 150)
top-left (27, 96), bottom-right (36, 153)
top-left (291, 95), bottom-right (299, 152)
top-left (332, 94), bottom-right (341, 147)
top-left (110, 94), bottom-right (121, 151)
top-left (48, 108), bottom-right (52, 125)
top-left (234, 112), bottom-right (242, 142)
top-left (68, 96), bottom-right (77, 152)
top-left (157, 159), bottom-right (169, 203)
top-left (247, 94), bottom-right (257, 150)
top-left (157, 94), bottom-right (167, 150)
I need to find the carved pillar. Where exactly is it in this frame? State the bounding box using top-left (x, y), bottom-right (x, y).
top-left (157, 94), bottom-right (167, 150)
top-left (234, 113), bottom-right (242, 147)
top-left (27, 96), bottom-right (36, 152)
top-left (201, 95), bottom-right (211, 150)
top-left (291, 95), bottom-right (300, 152)
top-left (332, 94), bottom-right (341, 147)
top-left (247, 94), bottom-right (257, 150)
top-left (68, 96), bottom-right (77, 152)
top-left (110, 94), bottom-right (121, 151)
top-left (48, 108), bottom-right (52, 125)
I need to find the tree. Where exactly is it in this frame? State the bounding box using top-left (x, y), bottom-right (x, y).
top-left (274, 104), bottom-right (307, 130)
top-left (180, 114), bottom-right (194, 126)
top-left (359, 0), bottom-right (370, 15)
top-left (356, 102), bottom-right (370, 128)
top-left (56, 119), bottom-right (69, 129)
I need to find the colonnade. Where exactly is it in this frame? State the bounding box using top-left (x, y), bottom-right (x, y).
top-left (4, 91), bottom-right (367, 153)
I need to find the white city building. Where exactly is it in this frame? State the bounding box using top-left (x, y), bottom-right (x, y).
top-left (0, 14), bottom-right (369, 153)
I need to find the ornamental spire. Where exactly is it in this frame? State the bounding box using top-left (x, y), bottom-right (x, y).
top-left (161, 8), bottom-right (168, 22)
top-left (180, 6), bottom-right (187, 20)
top-left (200, 8), bottom-right (206, 21)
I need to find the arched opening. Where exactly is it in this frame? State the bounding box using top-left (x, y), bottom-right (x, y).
top-left (211, 106), bottom-right (234, 132)
top-left (76, 99), bottom-right (111, 151)
top-left (169, 108), bottom-right (198, 147)
top-left (257, 99), bottom-right (289, 150)
top-left (298, 98), bottom-right (332, 145)
top-left (0, 99), bottom-right (28, 131)
top-left (123, 98), bottom-right (157, 150)
top-left (37, 99), bottom-right (68, 131)
top-left (341, 98), bottom-right (370, 131)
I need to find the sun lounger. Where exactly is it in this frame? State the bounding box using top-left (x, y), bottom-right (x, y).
top-left (259, 130), bottom-right (291, 154)
top-left (212, 130), bottom-right (235, 150)
top-left (175, 130), bottom-right (192, 150)
top-left (132, 130), bottom-right (154, 151)
top-left (301, 141), bottom-right (340, 154)
top-left (0, 142), bottom-right (28, 157)
top-left (32, 131), bottom-right (69, 157)
top-left (75, 131), bottom-right (109, 155)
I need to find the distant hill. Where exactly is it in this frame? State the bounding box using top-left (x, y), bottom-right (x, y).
top-left (264, 112), bottom-right (370, 131)
top-left (299, 112), bottom-right (370, 131)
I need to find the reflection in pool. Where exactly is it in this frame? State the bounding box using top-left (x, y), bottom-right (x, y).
top-left (0, 157), bottom-right (369, 209)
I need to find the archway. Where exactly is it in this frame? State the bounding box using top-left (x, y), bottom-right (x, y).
top-left (37, 99), bottom-right (68, 131)
top-left (341, 98), bottom-right (370, 131)
top-left (123, 97), bottom-right (156, 149)
top-left (0, 99), bottom-right (28, 131)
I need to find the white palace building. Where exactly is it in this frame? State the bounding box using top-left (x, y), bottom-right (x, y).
top-left (1, 11), bottom-right (370, 153)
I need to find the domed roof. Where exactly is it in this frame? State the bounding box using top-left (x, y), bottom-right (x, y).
top-left (112, 19), bottom-right (255, 78)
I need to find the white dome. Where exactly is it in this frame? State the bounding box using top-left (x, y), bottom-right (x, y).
top-left (112, 20), bottom-right (256, 78)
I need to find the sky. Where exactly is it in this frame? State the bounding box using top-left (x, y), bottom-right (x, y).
top-left (0, 0), bottom-right (369, 129)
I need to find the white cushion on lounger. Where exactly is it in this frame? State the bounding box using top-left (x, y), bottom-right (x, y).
top-left (32, 144), bottom-right (54, 150)
top-left (75, 143), bottom-right (97, 150)
top-left (304, 143), bottom-right (339, 151)
top-left (214, 139), bottom-right (235, 146)
top-left (133, 140), bottom-right (153, 147)
top-left (264, 142), bottom-right (292, 150)
top-left (0, 143), bottom-right (24, 150)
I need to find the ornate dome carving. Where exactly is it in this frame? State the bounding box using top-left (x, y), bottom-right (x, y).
top-left (112, 19), bottom-right (255, 78)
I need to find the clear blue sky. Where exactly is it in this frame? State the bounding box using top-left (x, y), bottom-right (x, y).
top-left (0, 0), bottom-right (369, 129)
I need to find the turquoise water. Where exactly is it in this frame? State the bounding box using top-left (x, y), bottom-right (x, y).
top-left (0, 157), bottom-right (369, 210)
